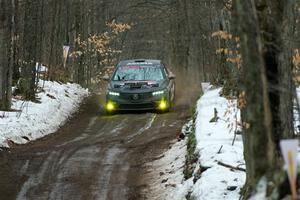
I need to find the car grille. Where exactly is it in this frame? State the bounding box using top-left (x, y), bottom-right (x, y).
top-left (118, 103), bottom-right (155, 110)
top-left (120, 92), bottom-right (152, 101)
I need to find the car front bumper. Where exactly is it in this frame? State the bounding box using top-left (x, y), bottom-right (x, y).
top-left (106, 93), bottom-right (169, 111)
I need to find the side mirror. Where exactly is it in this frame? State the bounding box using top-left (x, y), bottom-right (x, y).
top-left (101, 75), bottom-right (110, 81)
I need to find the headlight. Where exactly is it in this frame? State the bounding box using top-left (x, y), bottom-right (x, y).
top-left (152, 90), bottom-right (164, 96)
top-left (106, 102), bottom-right (115, 111)
top-left (159, 99), bottom-right (168, 110)
top-left (108, 91), bottom-right (120, 96)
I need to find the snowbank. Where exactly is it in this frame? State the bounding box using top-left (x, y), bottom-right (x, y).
top-left (170, 87), bottom-right (245, 199)
top-left (191, 88), bottom-right (245, 199)
top-left (0, 80), bottom-right (89, 148)
top-left (164, 86), bottom-right (300, 200)
top-left (151, 86), bottom-right (246, 199)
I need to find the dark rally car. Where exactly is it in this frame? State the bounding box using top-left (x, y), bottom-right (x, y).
top-left (104, 59), bottom-right (175, 113)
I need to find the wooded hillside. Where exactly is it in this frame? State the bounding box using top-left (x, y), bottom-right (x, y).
top-left (0, 0), bottom-right (226, 109)
top-left (1, 0), bottom-right (300, 198)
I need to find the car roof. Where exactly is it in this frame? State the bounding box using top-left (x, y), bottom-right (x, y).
top-left (118, 59), bottom-right (162, 66)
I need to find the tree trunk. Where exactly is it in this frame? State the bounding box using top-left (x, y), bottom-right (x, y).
top-left (278, 1), bottom-right (294, 139)
top-left (171, 0), bottom-right (190, 69)
top-left (21, 0), bottom-right (38, 100)
top-left (233, 0), bottom-right (294, 198)
top-left (233, 0), bottom-right (275, 197)
top-left (0, 0), bottom-right (13, 110)
top-left (6, 0), bottom-right (15, 108)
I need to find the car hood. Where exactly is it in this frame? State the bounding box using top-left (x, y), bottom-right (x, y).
top-left (108, 80), bottom-right (166, 92)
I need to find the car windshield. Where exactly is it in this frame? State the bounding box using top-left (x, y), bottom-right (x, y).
top-left (113, 64), bottom-right (164, 81)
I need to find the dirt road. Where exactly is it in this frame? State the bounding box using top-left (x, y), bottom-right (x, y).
top-left (0, 70), bottom-right (201, 200)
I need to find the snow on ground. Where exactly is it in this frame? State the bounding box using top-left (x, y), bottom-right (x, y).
top-left (295, 87), bottom-right (300, 133)
top-left (150, 86), bottom-right (245, 200)
top-left (0, 80), bottom-right (89, 148)
top-left (191, 88), bottom-right (245, 199)
top-left (163, 87), bottom-right (246, 200)
top-left (143, 139), bottom-right (188, 200)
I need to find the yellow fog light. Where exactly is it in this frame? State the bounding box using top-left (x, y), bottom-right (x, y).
top-left (106, 102), bottom-right (115, 111)
top-left (159, 100), bottom-right (167, 110)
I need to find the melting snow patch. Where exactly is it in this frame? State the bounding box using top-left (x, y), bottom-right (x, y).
top-left (0, 80), bottom-right (89, 148)
top-left (144, 139), bottom-right (188, 200)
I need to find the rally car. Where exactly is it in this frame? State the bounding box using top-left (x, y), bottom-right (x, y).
top-left (104, 59), bottom-right (175, 113)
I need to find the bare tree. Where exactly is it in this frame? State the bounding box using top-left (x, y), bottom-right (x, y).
top-left (233, 0), bottom-right (294, 198)
top-left (0, 0), bottom-right (14, 110)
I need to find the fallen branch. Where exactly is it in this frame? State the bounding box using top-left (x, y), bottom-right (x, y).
top-left (217, 161), bottom-right (246, 172)
top-left (217, 145), bottom-right (223, 154)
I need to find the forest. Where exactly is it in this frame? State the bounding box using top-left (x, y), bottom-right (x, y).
top-left (1, 0), bottom-right (300, 199)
